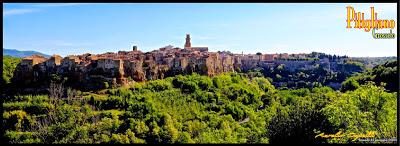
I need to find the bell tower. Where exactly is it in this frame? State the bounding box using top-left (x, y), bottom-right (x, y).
top-left (184, 34), bottom-right (191, 48)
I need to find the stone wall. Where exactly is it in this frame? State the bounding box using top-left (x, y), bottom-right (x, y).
top-left (12, 48), bottom-right (331, 89)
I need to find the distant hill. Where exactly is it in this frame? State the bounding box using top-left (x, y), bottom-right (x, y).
top-left (350, 56), bottom-right (397, 68)
top-left (3, 48), bottom-right (51, 58)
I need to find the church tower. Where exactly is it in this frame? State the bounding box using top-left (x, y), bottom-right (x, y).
top-left (184, 34), bottom-right (191, 48)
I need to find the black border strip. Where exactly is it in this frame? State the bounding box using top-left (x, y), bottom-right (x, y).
top-left (1, 1), bottom-right (399, 145)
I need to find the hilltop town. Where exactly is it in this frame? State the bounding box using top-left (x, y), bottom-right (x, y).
top-left (12, 34), bottom-right (349, 89)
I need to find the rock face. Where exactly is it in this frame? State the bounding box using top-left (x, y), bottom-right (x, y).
top-left (12, 43), bottom-right (238, 88)
top-left (13, 55), bottom-right (48, 85)
top-left (12, 35), bottom-right (333, 89)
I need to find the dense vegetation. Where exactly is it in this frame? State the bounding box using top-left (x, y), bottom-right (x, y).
top-left (3, 71), bottom-right (397, 144)
top-left (247, 59), bottom-right (364, 90)
top-left (341, 60), bottom-right (398, 93)
top-left (2, 55), bottom-right (22, 84)
top-left (351, 57), bottom-right (397, 68)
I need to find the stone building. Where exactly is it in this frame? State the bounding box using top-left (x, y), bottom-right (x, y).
top-left (12, 34), bottom-right (319, 89)
top-left (184, 34), bottom-right (208, 52)
top-left (14, 55), bottom-right (48, 85)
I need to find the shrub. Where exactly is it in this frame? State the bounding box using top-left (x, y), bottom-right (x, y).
top-left (103, 96), bottom-right (126, 109)
top-left (146, 80), bottom-right (172, 91)
top-left (181, 81), bottom-right (198, 93)
top-left (198, 77), bottom-right (213, 91)
top-left (224, 102), bottom-right (246, 121)
top-left (4, 131), bottom-right (40, 144)
top-left (340, 78), bottom-right (360, 92)
top-left (103, 82), bottom-right (110, 89)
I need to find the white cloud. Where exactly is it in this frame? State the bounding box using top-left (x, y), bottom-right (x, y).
top-left (3, 3), bottom-right (98, 17)
top-left (28, 3), bottom-right (92, 7)
top-left (3, 8), bottom-right (40, 16)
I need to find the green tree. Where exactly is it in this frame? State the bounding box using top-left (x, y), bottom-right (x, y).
top-left (340, 78), bottom-right (360, 92)
top-left (2, 55), bottom-right (22, 84)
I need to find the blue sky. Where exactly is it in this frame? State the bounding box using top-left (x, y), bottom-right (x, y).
top-left (3, 3), bottom-right (397, 57)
